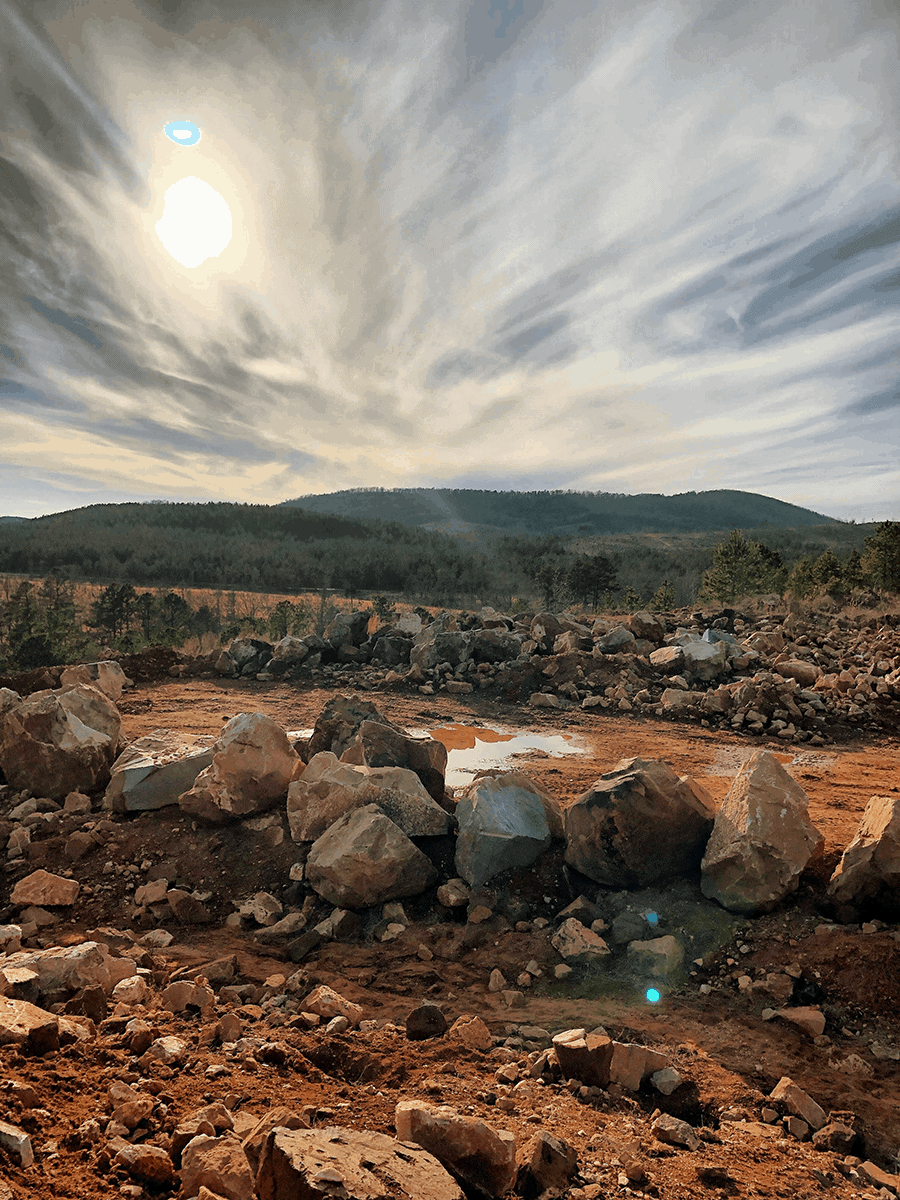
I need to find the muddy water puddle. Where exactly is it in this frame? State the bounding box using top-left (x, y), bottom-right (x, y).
top-left (411, 723), bottom-right (589, 787)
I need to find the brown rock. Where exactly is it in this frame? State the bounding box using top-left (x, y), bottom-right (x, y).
top-left (828, 794), bottom-right (900, 905)
top-left (180, 1131), bottom-right (255, 1200)
top-left (0, 683), bottom-right (121, 799)
top-left (339, 719), bottom-right (449, 802)
top-left (395, 1100), bottom-right (517, 1197)
top-left (701, 751), bottom-right (824, 914)
top-left (256, 1125), bottom-right (465, 1200)
top-left (449, 1014), bottom-right (493, 1052)
top-left (406, 1003), bottom-right (447, 1040)
top-left (651, 1112), bottom-right (699, 1150)
top-left (11, 869), bottom-right (80, 908)
top-left (812, 1122), bottom-right (857, 1154)
top-left (609, 1041), bottom-right (671, 1091)
top-left (305, 804), bottom-right (437, 909)
top-left (114, 1142), bottom-right (176, 1186)
top-left (551, 1029), bottom-right (613, 1088)
top-left (300, 985), bottom-right (364, 1027)
top-left (565, 758), bottom-right (716, 888)
top-left (516, 1131), bottom-right (578, 1196)
top-left (241, 1108), bottom-right (310, 1178)
top-left (178, 712), bottom-right (299, 824)
top-left (769, 1076), bottom-right (827, 1131)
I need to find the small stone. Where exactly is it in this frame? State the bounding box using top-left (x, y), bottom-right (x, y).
top-left (651, 1112), bottom-right (699, 1150)
top-left (406, 1004), bottom-right (448, 1041)
top-left (651, 1067), bottom-right (683, 1095)
top-left (488, 969), bottom-right (507, 993)
top-left (554, 964), bottom-right (573, 980)
top-left (786, 1115), bottom-right (809, 1140)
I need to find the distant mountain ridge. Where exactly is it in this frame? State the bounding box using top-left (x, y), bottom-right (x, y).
top-left (278, 487), bottom-right (839, 536)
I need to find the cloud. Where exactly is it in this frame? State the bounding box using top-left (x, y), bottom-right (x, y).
top-left (0, 0), bottom-right (897, 520)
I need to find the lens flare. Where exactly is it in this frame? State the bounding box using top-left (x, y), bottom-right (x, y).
top-left (155, 176), bottom-right (233, 268)
top-left (646, 988), bottom-right (661, 1002)
top-left (646, 911), bottom-right (659, 925)
top-left (164, 120), bottom-right (201, 146)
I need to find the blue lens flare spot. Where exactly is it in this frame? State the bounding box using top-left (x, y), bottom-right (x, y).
top-left (646, 911), bottom-right (659, 925)
top-left (164, 121), bottom-right (201, 146)
top-left (646, 988), bottom-right (661, 1003)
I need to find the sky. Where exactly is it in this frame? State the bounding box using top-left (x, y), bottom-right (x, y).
top-left (0, 0), bottom-right (898, 523)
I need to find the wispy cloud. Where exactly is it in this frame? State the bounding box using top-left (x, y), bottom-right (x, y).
top-left (0, 0), bottom-right (898, 520)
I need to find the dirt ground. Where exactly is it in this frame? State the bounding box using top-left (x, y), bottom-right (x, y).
top-left (3, 674), bottom-right (900, 1199)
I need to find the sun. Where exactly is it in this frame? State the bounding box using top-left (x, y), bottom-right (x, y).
top-left (154, 176), bottom-right (233, 268)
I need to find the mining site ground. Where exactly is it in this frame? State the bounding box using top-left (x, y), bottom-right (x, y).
top-left (2, 672), bottom-right (899, 1199)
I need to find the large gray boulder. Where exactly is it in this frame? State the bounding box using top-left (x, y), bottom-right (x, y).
top-left (701, 751), bottom-right (824, 914)
top-left (0, 684), bottom-right (121, 800)
top-left (104, 730), bottom-right (216, 813)
top-left (339, 719), bottom-right (447, 802)
top-left (564, 758), bottom-right (716, 889)
top-left (410, 631), bottom-right (475, 673)
top-left (288, 752), bottom-right (451, 841)
top-left (305, 804), bottom-right (438, 908)
top-left (324, 609), bottom-right (371, 648)
top-left (828, 795), bottom-right (900, 908)
top-left (178, 713), bottom-right (299, 824)
top-left (455, 771), bottom-right (557, 887)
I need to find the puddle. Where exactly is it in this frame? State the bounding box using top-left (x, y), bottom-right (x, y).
top-left (413, 723), bottom-right (589, 788)
top-left (290, 724), bottom-right (590, 788)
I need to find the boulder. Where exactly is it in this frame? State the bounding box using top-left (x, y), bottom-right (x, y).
top-left (0, 996), bottom-right (60, 1053)
top-left (471, 628), bottom-right (522, 663)
top-left (226, 637), bottom-right (272, 675)
top-left (650, 646), bottom-right (685, 673)
top-left (300, 985), bottom-right (364, 1027)
top-left (256, 1126), bottom-right (465, 1200)
top-left (449, 1014), bottom-right (493, 1051)
top-left (11, 869), bottom-right (80, 907)
top-left (305, 695), bottom-right (398, 760)
top-left (627, 612), bottom-right (666, 643)
top-left (595, 626), bottom-right (637, 654)
top-left (564, 758), bottom-right (716, 888)
top-left (775, 660), bottom-right (821, 688)
top-left (828, 795), bottom-right (900, 906)
top-left (0, 687), bottom-right (21, 715)
top-left (178, 713), bottom-right (299, 824)
top-left (1, 941), bottom-right (135, 996)
top-left (552, 1028), bottom-right (613, 1087)
top-left (626, 935), bottom-right (684, 977)
top-left (180, 1132), bottom-right (255, 1200)
top-left (268, 635), bottom-right (309, 667)
top-left (410, 630), bottom-right (475, 673)
top-left (455, 771), bottom-right (556, 888)
top-left (680, 639), bottom-right (728, 680)
top-left (701, 751), bottom-right (824, 915)
top-left (516, 1132), bottom-right (578, 1196)
top-left (395, 1100), bottom-right (517, 1199)
top-left (0, 683), bottom-right (121, 799)
top-left (324, 610), bottom-right (371, 648)
top-left (339, 719), bottom-right (448, 802)
top-left (769, 1077), bottom-right (827, 1131)
top-left (59, 660), bottom-right (132, 700)
top-left (609, 1041), bottom-right (671, 1090)
top-left (104, 730), bottom-right (215, 813)
top-left (288, 753), bottom-right (450, 841)
top-left (305, 804), bottom-right (437, 908)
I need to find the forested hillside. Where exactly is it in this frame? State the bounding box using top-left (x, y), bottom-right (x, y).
top-left (278, 487), bottom-right (839, 535)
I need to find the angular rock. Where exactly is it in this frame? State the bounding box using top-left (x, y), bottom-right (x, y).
top-left (775, 660), bottom-right (821, 687)
top-left (609, 1042), bottom-right (670, 1090)
top-left (104, 730), bottom-right (215, 813)
top-left (681, 639), bottom-right (728, 681)
top-left (324, 610), bottom-right (371, 648)
top-left (651, 1113), bottom-right (699, 1150)
top-left (565, 758), bottom-right (716, 888)
top-left (288, 753), bottom-right (450, 842)
top-left (178, 712), bottom-right (299, 824)
top-left (256, 1126), bottom-right (465, 1200)
top-left (305, 695), bottom-right (399, 761)
top-left (627, 611), bottom-right (666, 642)
top-left (59, 660), bottom-right (131, 700)
top-left (701, 751), bottom-right (824, 915)
top-left (651, 1067), bottom-right (683, 1095)
top-left (595, 626), bottom-right (638, 654)
top-left (769, 1076), bottom-right (827, 1131)
top-left (626, 935), bottom-right (684, 977)
top-left (240, 1108), bottom-right (309, 1178)
top-left (437, 878), bottom-right (470, 908)
top-left (0, 683), bottom-right (121, 799)
top-left (11, 869), bottom-right (80, 907)
top-left (305, 804), bottom-right (437, 909)
top-left (650, 646), bottom-right (686, 673)
top-left (551, 919), bottom-right (611, 963)
top-left (454, 770), bottom-right (556, 887)
top-left (180, 1131), bottom-right (255, 1200)
top-left (449, 1014), bottom-right (493, 1052)
top-left (300, 985), bottom-right (364, 1028)
top-left (410, 630), bottom-right (475, 673)
top-left (0, 996), bottom-right (60, 1052)
top-left (552, 1028), bottom-right (613, 1087)
top-left (828, 794), bottom-right (900, 906)
top-left (0, 941), bottom-right (133, 996)
top-left (339, 719), bottom-right (448, 802)
top-left (774, 1006), bottom-right (826, 1038)
top-left (0, 1118), bottom-right (33, 1167)
top-left (395, 1100), bottom-right (517, 1198)
top-left (114, 1142), bottom-right (176, 1186)
top-left (516, 1131), bottom-right (577, 1197)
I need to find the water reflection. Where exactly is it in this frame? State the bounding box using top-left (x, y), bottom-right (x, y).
top-left (414, 722), bottom-right (589, 787)
top-left (288, 723), bottom-right (589, 788)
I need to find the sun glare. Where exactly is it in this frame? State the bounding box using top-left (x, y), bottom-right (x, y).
top-left (154, 176), bottom-right (233, 268)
